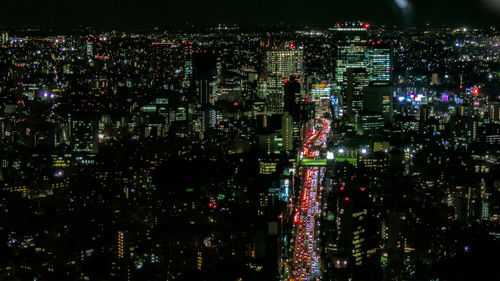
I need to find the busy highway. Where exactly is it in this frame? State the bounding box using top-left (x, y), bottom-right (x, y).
top-left (289, 117), bottom-right (330, 281)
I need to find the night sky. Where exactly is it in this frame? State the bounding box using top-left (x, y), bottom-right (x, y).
top-left (1, 0), bottom-right (498, 29)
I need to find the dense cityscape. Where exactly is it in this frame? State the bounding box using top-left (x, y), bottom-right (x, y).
top-left (0, 19), bottom-right (499, 281)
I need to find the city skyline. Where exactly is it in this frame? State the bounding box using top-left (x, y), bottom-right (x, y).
top-left (0, 12), bottom-right (499, 281)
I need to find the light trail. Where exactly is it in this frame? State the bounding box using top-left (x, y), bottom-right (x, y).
top-left (289, 117), bottom-right (330, 281)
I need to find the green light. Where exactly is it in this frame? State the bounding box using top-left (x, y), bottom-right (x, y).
top-left (335, 157), bottom-right (357, 164)
top-left (300, 159), bottom-right (327, 166)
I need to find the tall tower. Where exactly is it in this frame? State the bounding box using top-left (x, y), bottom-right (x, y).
top-left (367, 47), bottom-right (391, 85)
top-left (338, 197), bottom-right (367, 266)
top-left (193, 51), bottom-right (217, 132)
top-left (282, 112), bottom-right (294, 151)
top-left (265, 45), bottom-right (303, 113)
top-left (344, 68), bottom-right (369, 123)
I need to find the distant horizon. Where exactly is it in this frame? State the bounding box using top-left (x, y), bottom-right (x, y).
top-left (0, 0), bottom-right (498, 31)
top-left (0, 22), bottom-right (497, 34)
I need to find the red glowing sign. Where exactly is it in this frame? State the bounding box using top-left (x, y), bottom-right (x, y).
top-left (472, 86), bottom-right (479, 95)
top-left (360, 187), bottom-right (366, 192)
top-left (364, 24), bottom-right (370, 29)
top-left (289, 43), bottom-right (295, 48)
top-left (344, 197), bottom-right (350, 201)
top-left (233, 102), bottom-right (239, 106)
top-left (340, 186), bottom-right (344, 191)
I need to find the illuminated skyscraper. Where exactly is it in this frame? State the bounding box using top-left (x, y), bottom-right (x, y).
top-left (343, 68), bottom-right (370, 123)
top-left (194, 51), bottom-right (217, 132)
top-left (367, 47), bottom-right (391, 85)
top-left (335, 42), bottom-right (391, 126)
top-left (335, 45), bottom-right (369, 87)
top-left (265, 46), bottom-right (303, 113)
top-left (282, 112), bottom-right (293, 151)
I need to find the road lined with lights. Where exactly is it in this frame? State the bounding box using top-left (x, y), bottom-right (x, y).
top-left (289, 118), bottom-right (330, 281)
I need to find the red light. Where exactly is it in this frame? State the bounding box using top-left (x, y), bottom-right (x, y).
top-left (460, 84), bottom-right (463, 89)
top-left (233, 102), bottom-right (239, 106)
top-left (284, 78), bottom-right (288, 83)
top-left (304, 99), bottom-right (310, 102)
top-left (209, 203), bottom-right (213, 207)
top-left (473, 86), bottom-right (479, 95)
top-left (360, 187), bottom-right (365, 192)
top-left (364, 24), bottom-right (370, 29)
top-left (340, 186), bottom-right (344, 191)
top-left (344, 197), bottom-right (350, 201)
top-left (213, 204), bottom-right (217, 209)
top-left (289, 43), bottom-right (295, 48)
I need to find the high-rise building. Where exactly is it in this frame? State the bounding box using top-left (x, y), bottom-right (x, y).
top-left (284, 78), bottom-right (301, 121)
top-left (338, 198), bottom-right (367, 266)
top-left (335, 45), bottom-right (369, 87)
top-left (194, 52), bottom-right (217, 132)
top-left (282, 112), bottom-right (294, 151)
top-left (335, 41), bottom-right (391, 127)
top-left (367, 47), bottom-right (391, 85)
top-left (363, 85), bottom-right (393, 124)
top-left (265, 46), bottom-right (303, 113)
top-left (344, 68), bottom-right (370, 123)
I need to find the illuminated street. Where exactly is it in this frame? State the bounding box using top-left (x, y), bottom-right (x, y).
top-left (289, 115), bottom-right (330, 281)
